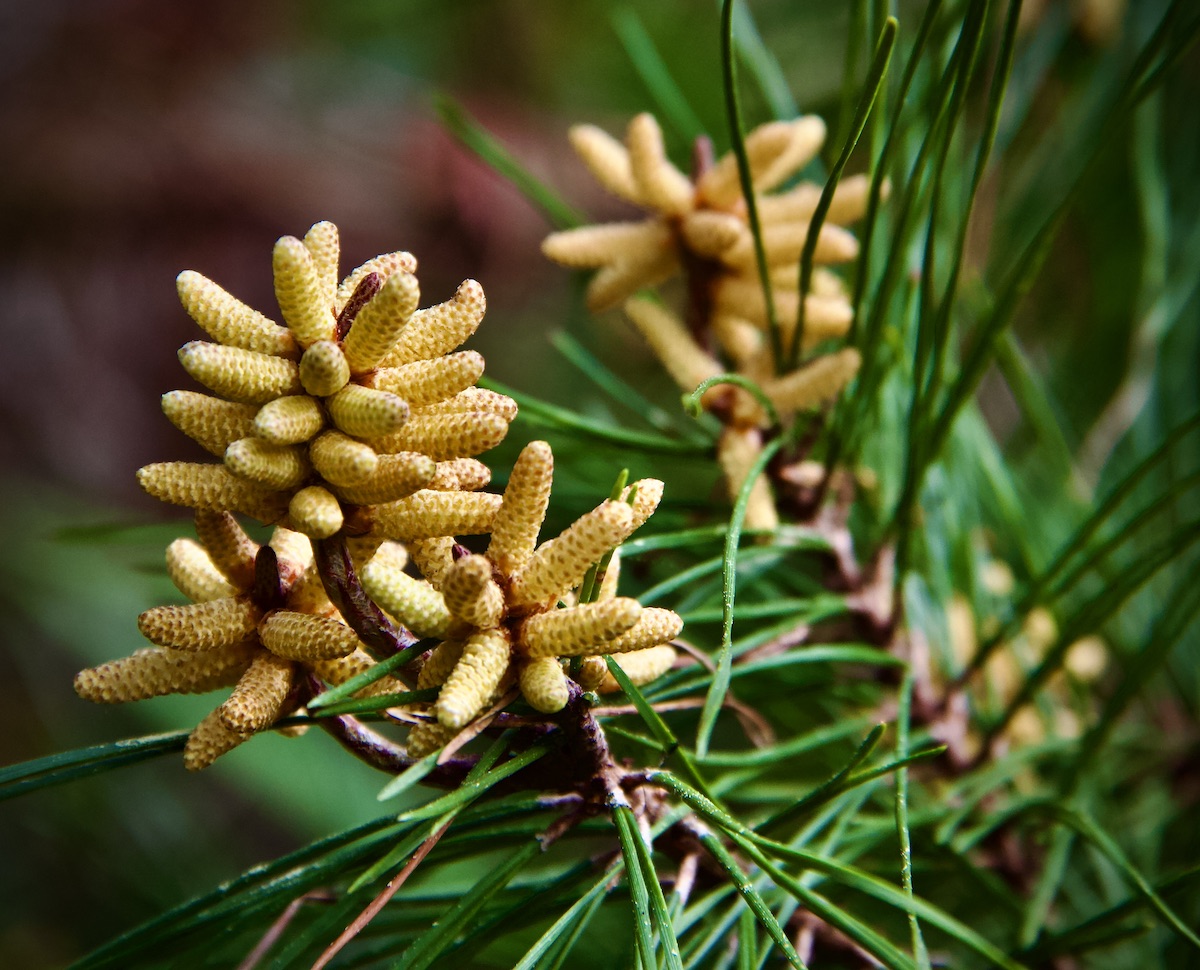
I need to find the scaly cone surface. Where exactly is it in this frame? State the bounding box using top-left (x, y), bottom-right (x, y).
top-left (140, 221), bottom-right (515, 540)
top-left (362, 440), bottom-right (682, 756)
top-left (74, 511), bottom-right (407, 770)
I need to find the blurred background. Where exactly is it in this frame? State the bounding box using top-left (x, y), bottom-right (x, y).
top-left (1, 0), bottom-right (1195, 965)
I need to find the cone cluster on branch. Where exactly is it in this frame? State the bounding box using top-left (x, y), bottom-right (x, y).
top-left (75, 512), bottom-right (405, 769)
top-left (363, 440), bottom-right (681, 756)
top-left (139, 221), bottom-right (514, 540)
top-left (543, 113), bottom-right (875, 531)
top-left (78, 225), bottom-right (681, 768)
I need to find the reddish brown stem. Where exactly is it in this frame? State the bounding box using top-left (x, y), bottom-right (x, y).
top-left (311, 819), bottom-right (453, 970)
top-left (335, 272), bottom-right (382, 341)
top-left (314, 534), bottom-right (417, 660)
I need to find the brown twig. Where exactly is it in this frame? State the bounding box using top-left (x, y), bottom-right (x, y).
top-left (314, 534), bottom-right (418, 661)
top-left (310, 820), bottom-right (453, 970)
top-left (317, 712), bottom-right (476, 785)
top-left (236, 890), bottom-right (335, 970)
top-left (335, 272), bottom-right (383, 341)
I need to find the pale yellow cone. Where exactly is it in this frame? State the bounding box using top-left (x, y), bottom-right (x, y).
top-left (178, 342), bottom-right (302, 405)
top-left (327, 384), bottom-right (410, 439)
top-left (362, 560), bottom-right (452, 639)
top-left (373, 490), bottom-right (502, 543)
top-left (299, 340), bottom-right (352, 398)
top-left (523, 598), bottom-right (643, 659)
top-left (138, 597), bottom-right (262, 651)
top-left (274, 235), bottom-right (334, 349)
top-left (510, 501), bottom-right (634, 606)
top-left (488, 440), bottom-right (553, 576)
top-left (335, 251), bottom-right (418, 313)
top-left (441, 554), bottom-right (505, 630)
top-left (598, 645), bottom-right (677, 692)
top-left (568, 123), bottom-right (639, 202)
top-left (381, 280), bottom-right (486, 367)
top-left (436, 629), bottom-right (511, 729)
top-left (74, 642), bottom-right (257, 703)
top-left (309, 431), bottom-right (379, 486)
top-left (519, 657), bottom-right (569, 714)
top-left (138, 463), bottom-right (288, 522)
top-left (288, 485), bottom-right (344, 539)
top-left (417, 640), bottom-right (465, 689)
top-left (224, 437), bottom-right (310, 490)
top-left (176, 271), bottom-right (297, 358)
top-left (253, 395), bottom-right (326, 445)
top-left (343, 270), bottom-right (420, 373)
top-left (369, 351), bottom-right (486, 408)
top-left (335, 452), bottom-right (435, 505)
top-left (218, 652), bottom-right (294, 733)
top-left (184, 708), bottom-right (251, 771)
top-left (165, 538), bottom-right (237, 603)
top-left (374, 411), bottom-right (510, 462)
top-left (161, 390), bottom-right (258, 457)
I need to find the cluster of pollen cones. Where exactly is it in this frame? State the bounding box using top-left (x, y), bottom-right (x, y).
top-left (76, 223), bottom-right (681, 769)
top-left (543, 112), bottom-right (876, 531)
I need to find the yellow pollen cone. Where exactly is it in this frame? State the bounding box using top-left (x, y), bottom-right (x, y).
top-left (176, 270), bottom-right (296, 358)
top-left (362, 559), bottom-right (452, 639)
top-left (488, 440), bottom-right (553, 576)
top-left (411, 388), bottom-right (517, 421)
top-left (309, 431), bottom-right (378, 486)
top-left (625, 113), bottom-right (693, 216)
top-left (761, 348), bottom-right (861, 414)
top-left (299, 340), bottom-right (351, 397)
top-left (138, 597), bottom-right (262, 651)
top-left (598, 645), bottom-right (677, 692)
top-left (194, 510), bottom-right (259, 587)
top-left (165, 538), bottom-right (237, 603)
top-left (253, 395), bottom-right (325, 445)
top-left (426, 458), bottom-right (488, 491)
top-left (372, 490), bottom-right (502, 543)
top-left (178, 342), bottom-right (302, 405)
top-left (717, 427), bottom-right (778, 534)
top-left (369, 351), bottom-right (486, 408)
top-left (436, 629), bottom-right (511, 730)
top-left (184, 708), bottom-right (251, 771)
top-left (273, 235), bottom-right (334, 349)
top-left (598, 608), bottom-right (682, 655)
top-left (302, 221), bottom-right (340, 309)
top-left (343, 270), bottom-right (420, 373)
top-left (259, 611), bottom-right (362, 661)
top-left (622, 298), bottom-right (722, 397)
top-left (224, 438), bottom-right (310, 490)
top-left (162, 390), bottom-right (258, 457)
top-left (74, 642), bottom-right (257, 703)
top-left (218, 652), bottom-right (294, 733)
top-left (408, 537), bottom-right (456, 590)
top-left (523, 597), bottom-right (643, 659)
top-left (441, 554), bottom-right (505, 630)
top-left (336, 251), bottom-right (417, 313)
top-left (334, 452), bottom-right (436, 505)
top-left (416, 640), bottom-right (465, 689)
top-left (568, 123), bottom-right (638, 202)
top-left (137, 463), bottom-right (288, 522)
top-left (381, 279), bottom-right (486, 367)
top-left (326, 384), bottom-right (410, 439)
top-left (375, 411), bottom-right (511, 462)
top-left (541, 221), bottom-right (670, 269)
top-left (575, 657), bottom-right (607, 691)
top-left (519, 658), bottom-right (569, 714)
top-left (288, 485), bottom-right (344, 539)
top-left (406, 718), bottom-right (459, 758)
top-left (510, 501), bottom-right (634, 607)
